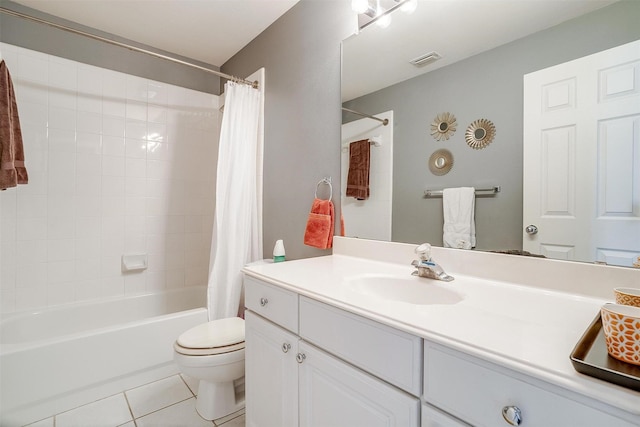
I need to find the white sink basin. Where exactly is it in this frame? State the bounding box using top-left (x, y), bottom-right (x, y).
top-left (343, 274), bottom-right (464, 305)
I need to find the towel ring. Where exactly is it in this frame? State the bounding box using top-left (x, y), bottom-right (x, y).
top-left (315, 177), bottom-right (333, 201)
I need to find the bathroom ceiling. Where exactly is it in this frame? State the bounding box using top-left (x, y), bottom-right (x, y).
top-left (9, 0), bottom-right (301, 66)
top-left (343, 0), bottom-right (620, 101)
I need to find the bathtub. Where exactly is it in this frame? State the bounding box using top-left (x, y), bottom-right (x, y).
top-left (0, 287), bottom-right (209, 426)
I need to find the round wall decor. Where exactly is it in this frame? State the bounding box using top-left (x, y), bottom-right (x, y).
top-left (430, 112), bottom-right (457, 141)
top-left (465, 118), bottom-right (496, 149)
top-left (428, 149), bottom-right (454, 176)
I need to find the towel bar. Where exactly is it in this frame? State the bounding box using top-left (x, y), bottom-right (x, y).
top-left (423, 186), bottom-right (501, 198)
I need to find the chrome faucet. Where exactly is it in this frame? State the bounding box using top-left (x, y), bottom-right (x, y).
top-left (411, 243), bottom-right (454, 282)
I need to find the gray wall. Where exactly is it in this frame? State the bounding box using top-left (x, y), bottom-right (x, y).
top-left (343, 0), bottom-right (640, 251)
top-left (221, 0), bottom-right (354, 259)
top-left (0, 0), bottom-right (221, 94)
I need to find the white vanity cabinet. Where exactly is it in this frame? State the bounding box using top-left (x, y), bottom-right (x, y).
top-left (423, 342), bottom-right (637, 427)
top-left (244, 276), bottom-right (421, 427)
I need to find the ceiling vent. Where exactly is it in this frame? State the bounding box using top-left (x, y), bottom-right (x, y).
top-left (410, 51), bottom-right (442, 67)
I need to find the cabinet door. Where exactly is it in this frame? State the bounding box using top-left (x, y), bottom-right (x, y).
top-left (422, 404), bottom-right (469, 427)
top-left (245, 311), bottom-right (298, 427)
top-left (298, 341), bottom-right (420, 427)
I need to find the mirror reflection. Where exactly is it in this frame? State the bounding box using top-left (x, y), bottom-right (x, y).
top-left (341, 0), bottom-right (640, 267)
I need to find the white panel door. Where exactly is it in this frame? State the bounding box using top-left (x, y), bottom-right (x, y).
top-left (245, 311), bottom-right (298, 427)
top-left (298, 341), bottom-right (420, 427)
top-left (523, 40), bottom-right (640, 266)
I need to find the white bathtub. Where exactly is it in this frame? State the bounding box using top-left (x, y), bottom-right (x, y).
top-left (0, 287), bottom-right (209, 426)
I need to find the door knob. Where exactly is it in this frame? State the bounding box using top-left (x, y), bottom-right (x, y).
top-left (525, 224), bottom-right (538, 235)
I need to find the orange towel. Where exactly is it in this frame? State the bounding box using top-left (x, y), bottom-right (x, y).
top-left (345, 139), bottom-right (370, 200)
top-left (303, 198), bottom-right (334, 249)
top-left (0, 60), bottom-right (28, 190)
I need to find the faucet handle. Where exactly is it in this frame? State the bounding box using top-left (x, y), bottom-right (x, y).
top-left (415, 243), bottom-right (432, 261)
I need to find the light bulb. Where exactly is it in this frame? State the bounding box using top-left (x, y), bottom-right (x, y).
top-left (401, 0), bottom-right (418, 14)
top-left (376, 13), bottom-right (391, 28)
top-left (351, 0), bottom-right (369, 14)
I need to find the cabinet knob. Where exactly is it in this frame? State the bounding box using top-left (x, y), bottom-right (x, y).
top-left (296, 353), bottom-right (306, 364)
top-left (260, 297), bottom-right (268, 307)
top-left (525, 224), bottom-right (538, 235)
top-left (281, 343), bottom-right (291, 353)
top-left (502, 406), bottom-right (522, 426)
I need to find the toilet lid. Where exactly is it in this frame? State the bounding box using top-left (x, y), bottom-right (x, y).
top-left (177, 317), bottom-right (245, 349)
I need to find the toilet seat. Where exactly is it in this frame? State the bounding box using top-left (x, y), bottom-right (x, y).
top-left (175, 317), bottom-right (245, 356)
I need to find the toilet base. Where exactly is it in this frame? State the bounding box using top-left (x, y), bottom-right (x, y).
top-left (195, 378), bottom-right (245, 421)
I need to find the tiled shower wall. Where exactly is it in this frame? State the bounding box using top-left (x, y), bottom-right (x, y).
top-left (0, 43), bottom-right (219, 314)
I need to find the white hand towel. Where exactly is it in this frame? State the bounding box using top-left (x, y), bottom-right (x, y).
top-left (442, 187), bottom-right (476, 249)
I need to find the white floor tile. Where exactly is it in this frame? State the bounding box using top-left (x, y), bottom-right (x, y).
top-left (180, 373), bottom-right (199, 396)
top-left (216, 413), bottom-right (245, 427)
top-left (24, 417), bottom-right (54, 427)
top-left (214, 409), bottom-right (246, 427)
top-left (214, 408), bottom-right (245, 426)
top-left (55, 394), bottom-right (132, 427)
top-left (125, 375), bottom-right (193, 418)
top-left (135, 398), bottom-right (213, 427)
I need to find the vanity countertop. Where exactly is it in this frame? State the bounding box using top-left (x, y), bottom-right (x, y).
top-left (243, 249), bottom-right (640, 417)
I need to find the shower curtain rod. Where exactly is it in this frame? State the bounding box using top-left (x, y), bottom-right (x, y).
top-left (0, 6), bottom-right (259, 89)
top-left (342, 107), bottom-right (389, 126)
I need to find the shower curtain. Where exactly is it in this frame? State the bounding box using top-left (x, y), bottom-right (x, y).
top-left (208, 80), bottom-right (262, 320)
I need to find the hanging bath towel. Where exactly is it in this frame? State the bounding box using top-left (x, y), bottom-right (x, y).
top-left (304, 198), bottom-right (335, 249)
top-left (442, 187), bottom-right (476, 249)
top-left (345, 139), bottom-right (370, 200)
top-left (0, 60), bottom-right (28, 190)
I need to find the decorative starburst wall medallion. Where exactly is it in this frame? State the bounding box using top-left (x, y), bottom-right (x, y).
top-left (430, 112), bottom-right (457, 141)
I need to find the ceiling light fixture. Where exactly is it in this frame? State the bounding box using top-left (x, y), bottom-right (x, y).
top-left (351, 0), bottom-right (370, 14)
top-left (400, 0), bottom-right (418, 14)
top-left (356, 0), bottom-right (417, 30)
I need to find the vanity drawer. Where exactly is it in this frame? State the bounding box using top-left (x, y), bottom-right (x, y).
top-left (299, 296), bottom-right (422, 396)
top-left (244, 276), bottom-right (298, 333)
top-left (424, 342), bottom-right (636, 427)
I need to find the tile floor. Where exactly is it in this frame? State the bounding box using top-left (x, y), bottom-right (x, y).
top-left (24, 374), bottom-right (245, 427)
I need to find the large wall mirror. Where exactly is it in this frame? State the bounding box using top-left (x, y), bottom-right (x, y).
top-left (341, 0), bottom-right (640, 267)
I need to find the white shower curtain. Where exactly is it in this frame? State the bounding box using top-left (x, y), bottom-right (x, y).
top-left (208, 80), bottom-right (262, 320)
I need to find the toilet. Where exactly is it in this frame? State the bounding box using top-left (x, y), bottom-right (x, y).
top-left (173, 316), bottom-right (245, 421)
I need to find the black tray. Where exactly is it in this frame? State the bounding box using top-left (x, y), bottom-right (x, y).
top-left (570, 312), bottom-right (640, 392)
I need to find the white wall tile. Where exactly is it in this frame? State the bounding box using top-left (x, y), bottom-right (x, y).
top-left (103, 115), bottom-right (125, 136)
top-left (17, 217), bottom-right (47, 241)
top-left (102, 156), bottom-right (125, 177)
top-left (48, 58), bottom-right (77, 90)
top-left (48, 239), bottom-right (75, 262)
top-left (77, 64), bottom-right (103, 96)
top-left (126, 101), bottom-right (147, 121)
top-left (48, 128), bottom-right (76, 152)
top-left (125, 119), bottom-right (147, 140)
top-left (76, 153), bottom-right (102, 176)
top-left (47, 260), bottom-right (75, 284)
top-left (49, 89), bottom-right (76, 110)
top-left (75, 174), bottom-right (101, 196)
top-left (47, 216), bottom-right (75, 239)
top-left (17, 53), bottom-right (48, 84)
top-left (77, 111), bottom-right (102, 134)
top-left (2, 44), bottom-right (218, 314)
top-left (18, 101), bottom-right (48, 128)
top-left (49, 106), bottom-right (76, 131)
